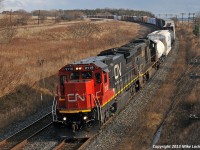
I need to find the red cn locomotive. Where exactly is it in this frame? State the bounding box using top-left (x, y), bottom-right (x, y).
top-left (52, 37), bottom-right (161, 134)
top-left (52, 56), bottom-right (124, 132)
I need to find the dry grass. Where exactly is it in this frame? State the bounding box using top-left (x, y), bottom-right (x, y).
top-left (119, 24), bottom-right (200, 150)
top-left (0, 20), bottom-right (141, 128)
top-left (156, 25), bottom-right (200, 146)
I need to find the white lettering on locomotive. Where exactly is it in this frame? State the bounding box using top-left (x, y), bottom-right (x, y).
top-left (114, 63), bottom-right (122, 80)
top-left (105, 85), bottom-right (108, 92)
top-left (68, 93), bottom-right (85, 102)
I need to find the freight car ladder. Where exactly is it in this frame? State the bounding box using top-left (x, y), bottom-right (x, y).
top-left (52, 96), bottom-right (57, 122)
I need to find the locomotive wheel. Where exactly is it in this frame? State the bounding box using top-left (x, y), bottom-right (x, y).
top-left (135, 81), bottom-right (140, 92)
top-left (146, 72), bottom-right (150, 81)
top-left (156, 64), bottom-right (160, 70)
top-left (92, 109), bottom-right (98, 120)
top-left (155, 62), bottom-right (160, 70)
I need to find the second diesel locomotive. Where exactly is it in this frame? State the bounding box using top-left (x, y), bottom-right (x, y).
top-left (52, 18), bottom-right (175, 137)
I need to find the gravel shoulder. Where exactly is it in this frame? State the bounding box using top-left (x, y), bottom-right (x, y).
top-left (0, 106), bottom-right (51, 141)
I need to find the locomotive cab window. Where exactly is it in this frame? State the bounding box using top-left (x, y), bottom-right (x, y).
top-left (95, 73), bottom-right (101, 83)
top-left (60, 75), bottom-right (67, 85)
top-left (70, 72), bottom-right (80, 80)
top-left (136, 57), bottom-right (140, 64)
top-left (82, 71), bottom-right (92, 79)
top-left (104, 72), bottom-right (107, 83)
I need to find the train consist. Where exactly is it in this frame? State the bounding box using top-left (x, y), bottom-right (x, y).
top-left (52, 15), bottom-right (176, 137)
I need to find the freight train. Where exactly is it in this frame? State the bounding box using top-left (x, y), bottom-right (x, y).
top-left (52, 16), bottom-right (175, 137)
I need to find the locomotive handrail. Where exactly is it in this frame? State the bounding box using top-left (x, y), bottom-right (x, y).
top-left (52, 96), bottom-right (57, 121)
top-left (92, 94), bottom-right (103, 127)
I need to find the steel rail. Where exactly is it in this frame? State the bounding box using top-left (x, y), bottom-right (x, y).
top-left (11, 122), bottom-right (53, 150)
top-left (0, 112), bottom-right (52, 149)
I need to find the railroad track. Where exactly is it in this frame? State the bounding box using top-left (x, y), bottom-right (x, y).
top-left (53, 138), bottom-right (89, 150)
top-left (0, 113), bottom-right (52, 150)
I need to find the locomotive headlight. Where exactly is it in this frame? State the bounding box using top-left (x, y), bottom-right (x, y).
top-left (63, 117), bottom-right (67, 121)
top-left (83, 116), bottom-right (88, 120)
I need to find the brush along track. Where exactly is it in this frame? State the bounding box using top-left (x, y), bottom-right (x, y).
top-left (0, 113), bottom-right (52, 150)
top-left (151, 59), bottom-right (200, 147)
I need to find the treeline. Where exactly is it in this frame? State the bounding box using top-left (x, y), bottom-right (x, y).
top-left (193, 18), bottom-right (200, 36)
top-left (193, 12), bottom-right (200, 36)
top-left (79, 8), bottom-right (154, 17)
top-left (31, 8), bottom-right (155, 18)
top-left (2, 8), bottom-right (155, 22)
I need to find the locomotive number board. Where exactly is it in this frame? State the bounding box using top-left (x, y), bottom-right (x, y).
top-left (84, 66), bottom-right (94, 70)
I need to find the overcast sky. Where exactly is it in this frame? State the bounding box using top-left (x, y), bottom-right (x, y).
top-left (1, 0), bottom-right (200, 17)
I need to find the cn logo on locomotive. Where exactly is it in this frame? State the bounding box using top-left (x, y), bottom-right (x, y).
top-left (67, 93), bottom-right (85, 102)
top-left (114, 63), bottom-right (122, 80)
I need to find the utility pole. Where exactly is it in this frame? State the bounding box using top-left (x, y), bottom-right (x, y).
top-left (175, 15), bottom-right (178, 22)
top-left (188, 12), bottom-right (190, 26)
top-left (169, 14), bottom-right (173, 19)
top-left (10, 9), bottom-right (12, 24)
top-left (198, 19), bottom-right (200, 39)
top-left (165, 14), bottom-right (168, 19)
top-left (192, 13), bottom-right (195, 24)
top-left (38, 58), bottom-right (45, 101)
top-left (38, 10), bottom-right (40, 25)
top-left (181, 13), bottom-right (184, 24)
top-left (55, 12), bottom-right (57, 24)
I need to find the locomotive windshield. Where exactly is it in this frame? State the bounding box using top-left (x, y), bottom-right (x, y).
top-left (70, 71), bottom-right (92, 80)
top-left (82, 71), bottom-right (92, 79)
top-left (70, 72), bottom-right (80, 80)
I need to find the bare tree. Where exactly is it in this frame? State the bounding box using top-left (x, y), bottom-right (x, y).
top-left (15, 9), bottom-right (31, 25)
top-left (193, 12), bottom-right (200, 37)
top-left (0, 0), bottom-right (17, 43)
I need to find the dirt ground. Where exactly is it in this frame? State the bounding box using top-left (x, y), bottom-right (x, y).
top-left (0, 20), bottom-right (152, 129)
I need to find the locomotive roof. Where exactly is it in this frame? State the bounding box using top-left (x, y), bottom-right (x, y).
top-left (118, 47), bottom-right (137, 53)
top-left (72, 54), bottom-right (123, 72)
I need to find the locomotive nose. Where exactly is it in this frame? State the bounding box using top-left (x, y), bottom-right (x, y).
top-left (65, 79), bottom-right (95, 110)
